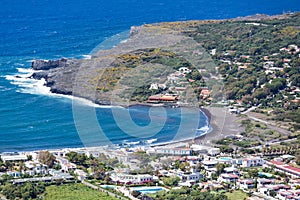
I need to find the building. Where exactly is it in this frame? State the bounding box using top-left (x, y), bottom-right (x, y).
top-left (1, 154), bottom-right (28, 162)
top-left (218, 174), bottom-right (239, 184)
top-left (257, 178), bottom-right (273, 188)
top-left (110, 173), bottom-right (153, 184)
top-left (224, 167), bottom-right (239, 175)
top-left (148, 95), bottom-right (179, 104)
top-left (178, 67), bottom-right (191, 74)
top-left (202, 160), bottom-right (218, 170)
top-left (265, 160), bottom-right (300, 178)
top-left (74, 169), bottom-right (87, 181)
top-left (238, 179), bottom-right (255, 189)
top-left (152, 148), bottom-right (192, 156)
top-left (200, 89), bottom-right (211, 99)
top-left (207, 148), bottom-right (220, 156)
top-left (241, 157), bottom-right (264, 168)
top-left (178, 172), bottom-right (202, 182)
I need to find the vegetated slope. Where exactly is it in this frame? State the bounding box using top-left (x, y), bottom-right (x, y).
top-left (32, 13), bottom-right (299, 127)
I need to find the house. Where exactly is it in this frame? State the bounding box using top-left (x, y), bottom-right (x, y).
top-left (110, 173), bottom-right (153, 184)
top-left (200, 89), bottom-right (211, 99)
top-left (257, 178), bottom-right (273, 188)
top-left (207, 148), bottom-right (220, 156)
top-left (178, 172), bottom-right (202, 182)
top-left (74, 169), bottom-right (87, 181)
top-left (56, 157), bottom-right (76, 172)
top-left (85, 151), bottom-right (102, 158)
top-left (178, 67), bottom-right (191, 74)
top-left (224, 167), bottom-right (239, 175)
top-left (202, 160), bottom-right (218, 170)
top-left (7, 171), bottom-right (21, 178)
top-left (218, 173), bottom-right (239, 184)
top-left (241, 157), bottom-right (264, 167)
top-left (238, 179), bottom-right (255, 189)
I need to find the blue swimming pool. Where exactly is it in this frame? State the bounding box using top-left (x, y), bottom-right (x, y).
top-left (219, 157), bottom-right (232, 161)
top-left (131, 187), bottom-right (167, 194)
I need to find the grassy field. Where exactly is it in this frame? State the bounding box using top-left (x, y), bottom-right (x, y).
top-left (44, 183), bottom-right (118, 200)
top-left (226, 190), bottom-right (248, 200)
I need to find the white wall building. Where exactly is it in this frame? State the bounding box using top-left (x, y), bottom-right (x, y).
top-left (110, 173), bottom-right (153, 184)
top-left (241, 157), bottom-right (264, 168)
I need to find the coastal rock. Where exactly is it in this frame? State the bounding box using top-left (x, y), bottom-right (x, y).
top-left (31, 58), bottom-right (68, 70)
top-left (31, 71), bottom-right (48, 80)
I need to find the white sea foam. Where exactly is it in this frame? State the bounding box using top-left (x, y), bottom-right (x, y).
top-left (144, 138), bottom-right (158, 144)
top-left (120, 39), bottom-right (128, 44)
top-left (5, 68), bottom-right (117, 108)
top-left (16, 67), bottom-right (36, 73)
top-left (82, 55), bottom-right (92, 60)
top-left (196, 126), bottom-right (210, 132)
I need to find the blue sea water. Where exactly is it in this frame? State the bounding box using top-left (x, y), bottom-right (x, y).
top-left (0, 0), bottom-right (299, 152)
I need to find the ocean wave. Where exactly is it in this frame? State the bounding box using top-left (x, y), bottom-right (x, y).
top-left (5, 68), bottom-right (119, 108)
top-left (143, 138), bottom-right (158, 144)
top-left (81, 55), bottom-right (92, 59)
top-left (120, 39), bottom-right (128, 44)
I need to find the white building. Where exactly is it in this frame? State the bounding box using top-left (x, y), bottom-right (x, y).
top-left (110, 173), bottom-right (153, 184)
top-left (153, 148), bottom-right (192, 156)
top-left (178, 67), bottom-right (191, 74)
top-left (207, 148), bottom-right (220, 156)
top-left (74, 169), bottom-right (87, 181)
top-left (257, 178), bottom-right (273, 188)
top-left (1, 154), bottom-right (28, 162)
top-left (238, 179), bottom-right (255, 189)
top-left (178, 172), bottom-right (202, 182)
top-left (241, 157), bottom-right (264, 168)
top-left (202, 160), bottom-right (218, 170)
top-left (218, 174), bottom-right (239, 184)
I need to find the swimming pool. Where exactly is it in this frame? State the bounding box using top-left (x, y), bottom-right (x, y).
top-left (131, 186), bottom-right (167, 194)
top-left (218, 157), bottom-right (232, 162)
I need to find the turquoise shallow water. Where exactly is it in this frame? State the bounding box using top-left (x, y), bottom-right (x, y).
top-left (0, 0), bottom-right (299, 152)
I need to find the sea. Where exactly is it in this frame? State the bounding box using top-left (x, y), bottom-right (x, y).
top-left (0, 0), bottom-right (299, 152)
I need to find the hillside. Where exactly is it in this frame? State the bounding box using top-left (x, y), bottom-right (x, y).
top-left (30, 13), bottom-right (299, 129)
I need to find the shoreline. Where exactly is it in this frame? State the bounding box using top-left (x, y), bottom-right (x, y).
top-left (0, 105), bottom-right (244, 154)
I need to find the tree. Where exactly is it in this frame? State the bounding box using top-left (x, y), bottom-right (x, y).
top-left (248, 169), bottom-right (259, 178)
top-left (38, 151), bottom-right (56, 168)
top-left (216, 163), bottom-right (226, 176)
top-left (163, 176), bottom-right (180, 187)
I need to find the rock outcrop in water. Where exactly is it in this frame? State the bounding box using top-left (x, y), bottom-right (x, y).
top-left (31, 58), bottom-right (68, 70)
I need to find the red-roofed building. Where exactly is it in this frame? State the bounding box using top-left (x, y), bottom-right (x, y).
top-left (265, 160), bottom-right (300, 178)
top-left (148, 95), bottom-right (179, 103)
top-left (238, 179), bottom-right (255, 189)
top-left (218, 173), bottom-right (239, 183)
top-left (200, 89), bottom-right (211, 99)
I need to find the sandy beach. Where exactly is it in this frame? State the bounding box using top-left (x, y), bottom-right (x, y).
top-left (195, 106), bottom-right (245, 145)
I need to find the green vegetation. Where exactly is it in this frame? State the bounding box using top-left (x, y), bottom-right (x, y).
top-left (0, 182), bottom-right (45, 200)
top-left (148, 187), bottom-right (229, 200)
top-left (177, 13), bottom-right (300, 129)
top-left (38, 151), bottom-right (56, 168)
top-left (225, 190), bottom-right (249, 200)
top-left (162, 176), bottom-right (180, 187)
top-left (44, 184), bottom-right (117, 200)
